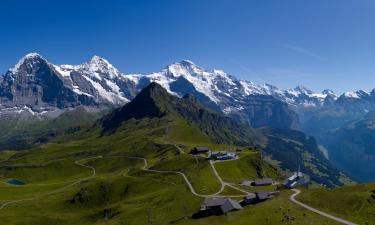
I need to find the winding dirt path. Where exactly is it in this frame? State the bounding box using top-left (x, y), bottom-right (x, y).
top-left (117, 155), bottom-right (248, 198)
top-left (209, 160), bottom-right (250, 195)
top-left (0, 156), bottom-right (101, 210)
top-left (290, 189), bottom-right (358, 225)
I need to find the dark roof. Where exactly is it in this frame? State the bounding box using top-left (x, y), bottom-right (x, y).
top-left (204, 197), bottom-right (226, 207)
top-left (210, 151), bottom-right (225, 156)
top-left (256, 191), bottom-right (271, 200)
top-left (254, 178), bottom-right (273, 186)
top-left (220, 199), bottom-right (242, 213)
top-left (204, 197), bottom-right (242, 213)
top-left (195, 147), bottom-right (210, 151)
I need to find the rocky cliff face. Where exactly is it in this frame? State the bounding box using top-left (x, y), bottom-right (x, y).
top-left (0, 53), bottom-right (136, 116)
top-left (0, 53), bottom-right (87, 110)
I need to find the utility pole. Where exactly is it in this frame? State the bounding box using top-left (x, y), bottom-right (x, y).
top-left (146, 209), bottom-right (152, 225)
top-left (104, 209), bottom-right (109, 225)
top-left (260, 148), bottom-right (267, 178)
top-left (183, 204), bottom-right (188, 220)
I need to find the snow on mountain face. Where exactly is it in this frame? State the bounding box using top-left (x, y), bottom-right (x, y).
top-left (75, 55), bottom-right (121, 80)
top-left (137, 60), bottom-right (228, 103)
top-left (53, 56), bottom-right (131, 104)
top-left (237, 82), bottom-right (331, 108)
top-left (0, 53), bottom-right (333, 113)
top-left (343, 91), bottom-right (361, 99)
top-left (56, 55), bottom-right (121, 81)
top-left (239, 81), bottom-right (276, 96)
top-left (0, 53), bottom-right (136, 116)
top-left (3, 52), bottom-right (372, 121)
top-left (125, 60), bottom-right (244, 104)
top-left (340, 90), bottom-right (370, 100)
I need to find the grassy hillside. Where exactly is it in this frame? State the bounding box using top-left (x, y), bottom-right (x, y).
top-left (322, 111), bottom-right (375, 182)
top-left (0, 107), bottom-right (106, 150)
top-left (260, 128), bottom-right (352, 187)
top-left (298, 183), bottom-right (375, 225)
top-left (214, 152), bottom-right (281, 183)
top-left (0, 136), bottom-right (341, 225)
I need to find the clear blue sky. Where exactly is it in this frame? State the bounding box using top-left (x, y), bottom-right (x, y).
top-left (1, 0), bottom-right (375, 93)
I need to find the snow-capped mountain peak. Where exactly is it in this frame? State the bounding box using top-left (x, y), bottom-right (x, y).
top-left (56, 56), bottom-right (129, 104)
top-left (88, 55), bottom-right (113, 69)
top-left (79, 55), bottom-right (121, 80)
top-left (293, 85), bottom-right (314, 95)
top-left (55, 55), bottom-right (123, 80)
top-left (165, 60), bottom-right (204, 77)
top-left (179, 59), bottom-right (196, 66)
top-left (142, 60), bottom-right (219, 102)
top-left (22, 52), bottom-right (42, 59)
top-left (9, 52), bottom-right (47, 74)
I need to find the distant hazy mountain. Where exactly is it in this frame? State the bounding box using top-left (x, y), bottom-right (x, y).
top-left (321, 111), bottom-right (375, 182)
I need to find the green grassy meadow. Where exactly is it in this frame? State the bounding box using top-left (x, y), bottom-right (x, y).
top-left (298, 183), bottom-right (375, 225)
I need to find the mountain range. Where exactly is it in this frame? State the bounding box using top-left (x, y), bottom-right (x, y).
top-left (5, 53), bottom-right (375, 116)
top-left (3, 53), bottom-right (375, 181)
top-left (4, 53), bottom-right (375, 127)
top-left (0, 53), bottom-right (340, 123)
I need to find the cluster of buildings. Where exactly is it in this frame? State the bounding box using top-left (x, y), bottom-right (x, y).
top-left (239, 172), bottom-right (309, 189)
top-left (239, 173), bottom-right (309, 189)
top-left (189, 146), bottom-right (311, 218)
top-left (193, 171), bottom-right (309, 219)
top-left (193, 191), bottom-right (275, 218)
top-left (189, 146), bottom-right (238, 161)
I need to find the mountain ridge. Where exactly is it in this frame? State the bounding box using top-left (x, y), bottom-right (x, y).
top-left (99, 82), bottom-right (262, 146)
top-left (2, 52), bottom-right (375, 130)
top-left (5, 53), bottom-right (373, 105)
